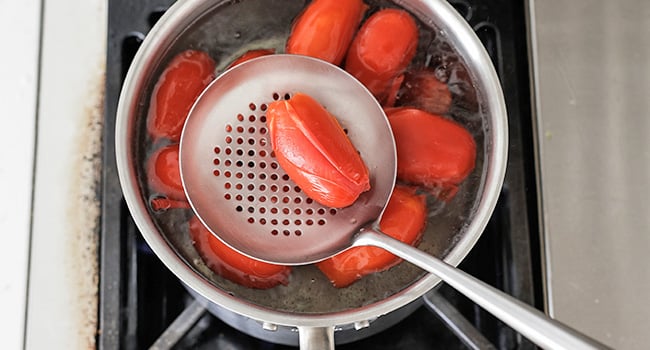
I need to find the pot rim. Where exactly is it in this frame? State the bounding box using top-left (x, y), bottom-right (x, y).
top-left (115, 0), bottom-right (508, 328)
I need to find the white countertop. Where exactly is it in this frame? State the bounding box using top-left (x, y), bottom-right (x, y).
top-left (26, 0), bottom-right (106, 347)
top-left (0, 1), bottom-right (41, 349)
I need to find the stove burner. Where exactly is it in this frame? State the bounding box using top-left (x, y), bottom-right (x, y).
top-left (100, 0), bottom-right (542, 349)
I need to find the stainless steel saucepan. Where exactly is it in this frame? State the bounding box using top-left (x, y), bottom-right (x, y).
top-left (115, 0), bottom-right (601, 348)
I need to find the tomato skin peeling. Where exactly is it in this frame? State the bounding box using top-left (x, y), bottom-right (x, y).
top-left (286, 0), bottom-right (367, 65)
top-left (267, 93), bottom-right (370, 208)
top-left (147, 50), bottom-right (216, 142)
top-left (316, 186), bottom-right (426, 288)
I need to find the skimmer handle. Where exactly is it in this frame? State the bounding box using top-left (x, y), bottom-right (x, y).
top-left (354, 229), bottom-right (612, 350)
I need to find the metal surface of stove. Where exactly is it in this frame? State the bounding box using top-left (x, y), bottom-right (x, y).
top-left (100, 0), bottom-right (541, 348)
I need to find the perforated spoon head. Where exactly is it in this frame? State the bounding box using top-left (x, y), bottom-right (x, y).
top-left (180, 54), bottom-right (396, 265)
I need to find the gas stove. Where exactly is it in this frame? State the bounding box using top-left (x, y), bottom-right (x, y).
top-left (99, 0), bottom-right (541, 349)
top-left (17, 1), bottom-right (650, 349)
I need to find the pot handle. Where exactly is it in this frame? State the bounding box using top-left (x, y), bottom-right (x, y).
top-left (297, 326), bottom-right (334, 350)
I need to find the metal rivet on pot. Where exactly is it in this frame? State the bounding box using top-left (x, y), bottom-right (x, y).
top-left (262, 322), bottom-right (278, 332)
top-left (354, 320), bottom-right (371, 330)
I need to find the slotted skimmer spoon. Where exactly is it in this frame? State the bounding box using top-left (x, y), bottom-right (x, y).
top-left (180, 54), bottom-right (609, 350)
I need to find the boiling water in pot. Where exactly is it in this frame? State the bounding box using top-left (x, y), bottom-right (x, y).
top-left (136, 0), bottom-right (486, 313)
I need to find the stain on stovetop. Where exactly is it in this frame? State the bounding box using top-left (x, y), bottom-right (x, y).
top-left (67, 64), bottom-right (105, 350)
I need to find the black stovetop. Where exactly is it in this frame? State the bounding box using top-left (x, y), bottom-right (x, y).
top-left (100, 1), bottom-right (541, 349)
